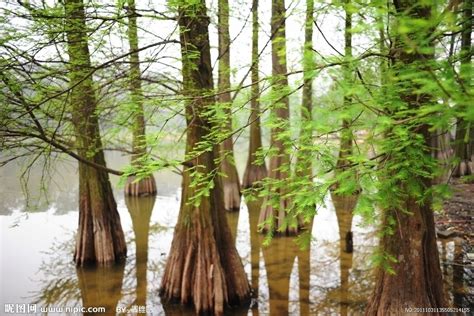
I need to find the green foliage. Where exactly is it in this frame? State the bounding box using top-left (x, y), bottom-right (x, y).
top-left (1, 0), bottom-right (472, 277)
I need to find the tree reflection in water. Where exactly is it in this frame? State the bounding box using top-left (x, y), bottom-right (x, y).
top-left (125, 196), bottom-right (155, 308)
top-left (76, 264), bottom-right (125, 315)
top-left (246, 199), bottom-right (311, 315)
top-left (29, 193), bottom-right (380, 315)
top-left (333, 195), bottom-right (356, 316)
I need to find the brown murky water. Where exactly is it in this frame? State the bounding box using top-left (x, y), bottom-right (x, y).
top-left (0, 158), bottom-right (470, 315)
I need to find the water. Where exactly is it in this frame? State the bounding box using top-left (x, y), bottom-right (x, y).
top-left (0, 159), bottom-right (469, 315)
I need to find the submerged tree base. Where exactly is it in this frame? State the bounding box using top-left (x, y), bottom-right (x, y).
top-left (258, 197), bottom-right (304, 236)
top-left (159, 200), bottom-right (251, 315)
top-left (222, 181), bottom-right (242, 211)
top-left (124, 175), bottom-right (157, 196)
top-left (220, 157), bottom-right (242, 211)
top-left (74, 169), bottom-right (127, 266)
top-left (242, 164), bottom-right (267, 189)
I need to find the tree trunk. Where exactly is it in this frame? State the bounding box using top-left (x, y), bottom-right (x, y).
top-left (124, 0), bottom-right (157, 196)
top-left (333, 195), bottom-right (356, 254)
top-left (243, 0), bottom-right (268, 189)
top-left (453, 0), bottom-right (473, 178)
top-left (366, 1), bottom-right (445, 313)
top-left (258, 0), bottom-right (303, 235)
top-left (365, 202), bottom-right (445, 314)
top-left (295, 0), bottom-right (314, 178)
top-left (336, 0), bottom-right (353, 172)
top-left (159, 2), bottom-right (250, 314)
top-left (217, 0), bottom-right (241, 211)
top-left (64, 0), bottom-right (126, 266)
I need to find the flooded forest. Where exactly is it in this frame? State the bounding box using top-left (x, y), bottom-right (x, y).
top-left (0, 0), bottom-right (473, 315)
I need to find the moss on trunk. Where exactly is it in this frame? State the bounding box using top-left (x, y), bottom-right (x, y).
top-left (124, 0), bottom-right (156, 196)
top-left (65, 0), bottom-right (126, 266)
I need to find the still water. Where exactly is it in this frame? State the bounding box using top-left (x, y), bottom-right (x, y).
top-left (0, 160), bottom-right (469, 315)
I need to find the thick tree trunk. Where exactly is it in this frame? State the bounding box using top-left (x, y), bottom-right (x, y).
top-left (65, 0), bottom-right (126, 266)
top-left (124, 0), bottom-right (157, 196)
top-left (125, 196), bottom-right (155, 306)
top-left (217, 0), bottom-right (241, 211)
top-left (295, 0), bottom-right (314, 179)
top-left (159, 2), bottom-right (250, 314)
top-left (259, 0), bottom-right (303, 235)
top-left (365, 201), bottom-right (444, 314)
top-left (453, 0), bottom-right (473, 178)
top-left (366, 1), bottom-right (445, 313)
top-left (243, 0), bottom-right (268, 189)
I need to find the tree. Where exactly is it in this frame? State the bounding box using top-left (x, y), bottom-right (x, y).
top-left (124, 0), bottom-right (157, 196)
top-left (159, 1), bottom-right (250, 314)
top-left (242, 0), bottom-right (267, 189)
top-left (217, 0), bottom-right (242, 211)
top-left (453, 0), bottom-right (473, 177)
top-left (64, 0), bottom-right (126, 266)
top-left (258, 0), bottom-right (303, 235)
top-left (365, 1), bottom-right (445, 312)
top-left (295, 0), bottom-right (315, 179)
top-left (335, 0), bottom-right (354, 173)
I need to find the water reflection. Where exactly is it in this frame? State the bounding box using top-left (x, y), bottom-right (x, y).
top-left (246, 199), bottom-right (311, 315)
top-left (333, 195), bottom-right (357, 316)
top-left (125, 196), bottom-right (155, 308)
top-left (77, 264), bottom-right (125, 315)
top-left (6, 188), bottom-right (470, 315)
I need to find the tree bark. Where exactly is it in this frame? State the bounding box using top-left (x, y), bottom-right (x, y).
top-left (366, 1), bottom-right (445, 313)
top-left (453, 0), bottom-right (473, 178)
top-left (258, 0), bottom-right (303, 235)
top-left (64, 0), bottom-right (126, 266)
top-left (295, 0), bottom-right (314, 178)
top-left (336, 0), bottom-right (353, 172)
top-left (217, 0), bottom-right (242, 211)
top-left (124, 0), bottom-right (157, 196)
top-left (242, 0), bottom-right (268, 189)
top-left (159, 2), bottom-right (250, 314)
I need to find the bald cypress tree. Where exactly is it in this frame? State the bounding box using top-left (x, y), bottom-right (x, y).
top-left (159, 1), bottom-right (250, 314)
top-left (258, 0), bottom-right (303, 235)
top-left (64, 0), bottom-right (126, 266)
top-left (124, 0), bottom-right (157, 196)
top-left (453, 0), bottom-right (473, 177)
top-left (217, 0), bottom-right (242, 210)
top-left (365, 1), bottom-right (445, 312)
top-left (242, 0), bottom-right (267, 189)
